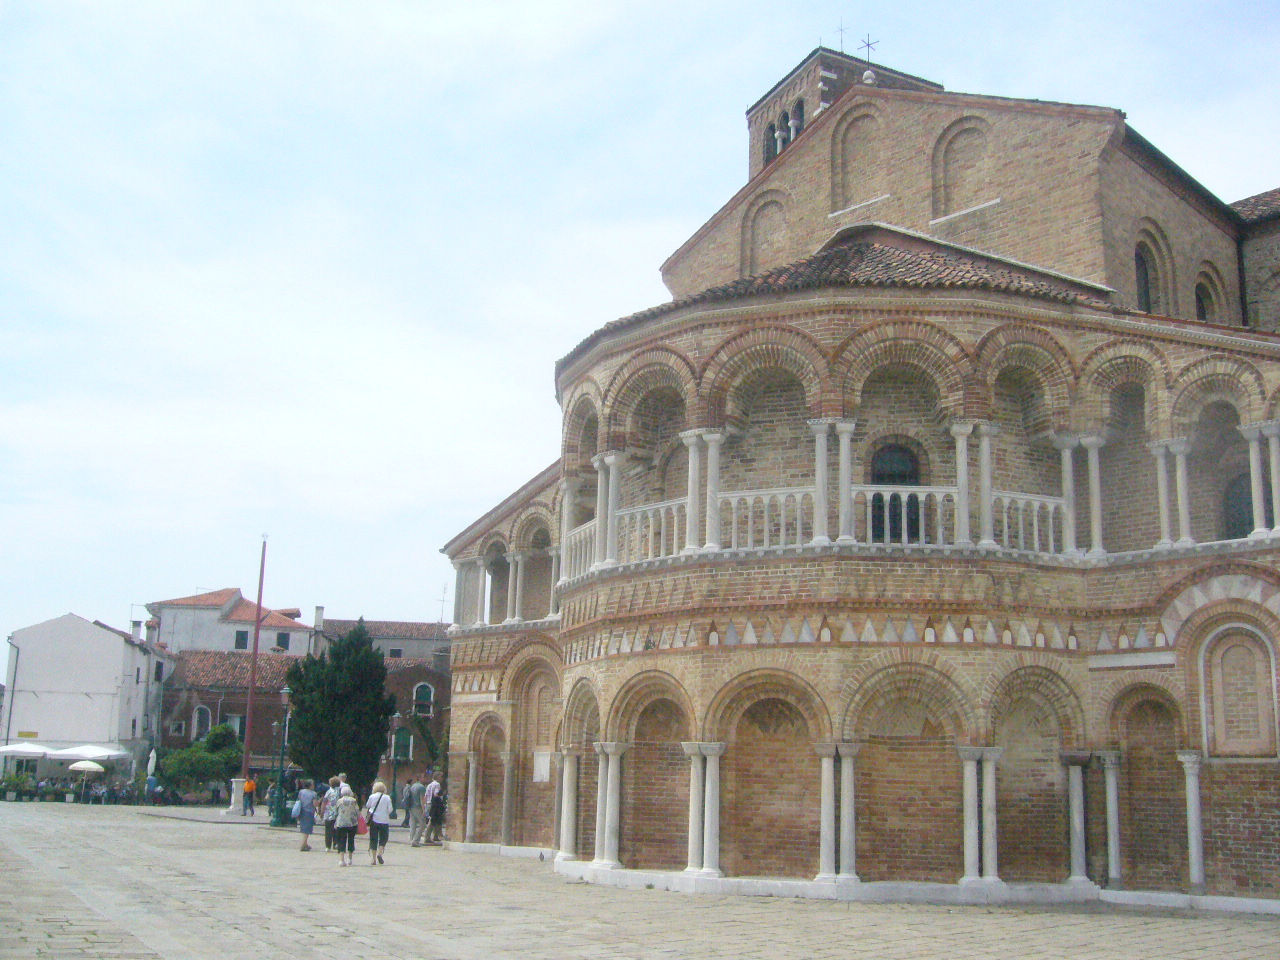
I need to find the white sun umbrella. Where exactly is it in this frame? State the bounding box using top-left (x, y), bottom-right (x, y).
top-left (0, 743), bottom-right (50, 758)
top-left (147, 748), bottom-right (157, 776)
top-left (68, 760), bottom-right (105, 773)
top-left (46, 744), bottom-right (130, 762)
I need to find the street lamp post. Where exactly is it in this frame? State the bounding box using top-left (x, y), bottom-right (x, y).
top-left (270, 685), bottom-right (291, 827)
top-left (388, 712), bottom-right (402, 819)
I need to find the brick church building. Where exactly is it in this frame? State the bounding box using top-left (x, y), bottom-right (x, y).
top-left (440, 48), bottom-right (1280, 908)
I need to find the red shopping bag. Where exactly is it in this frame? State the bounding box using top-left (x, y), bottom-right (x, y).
top-left (356, 813), bottom-right (369, 835)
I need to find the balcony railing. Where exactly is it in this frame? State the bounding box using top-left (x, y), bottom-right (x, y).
top-left (616, 497), bottom-right (688, 564)
top-left (718, 487), bottom-right (815, 549)
top-left (992, 491), bottom-right (1069, 554)
top-left (850, 484), bottom-right (958, 545)
top-left (563, 519), bottom-right (596, 581)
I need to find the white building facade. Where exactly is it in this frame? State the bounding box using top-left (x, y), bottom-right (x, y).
top-left (146, 588), bottom-right (311, 656)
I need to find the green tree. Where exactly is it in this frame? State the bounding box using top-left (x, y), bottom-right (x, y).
top-left (159, 746), bottom-right (224, 791)
top-left (203, 723), bottom-right (244, 781)
top-left (286, 619), bottom-right (396, 796)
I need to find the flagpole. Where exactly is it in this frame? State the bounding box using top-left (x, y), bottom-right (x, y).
top-left (240, 536), bottom-right (268, 780)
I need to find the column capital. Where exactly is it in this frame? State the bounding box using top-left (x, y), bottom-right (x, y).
top-left (1059, 750), bottom-right (1092, 767)
top-left (956, 746), bottom-right (985, 762)
top-left (1260, 419), bottom-right (1280, 438)
top-left (1167, 436), bottom-right (1192, 456)
top-left (601, 741), bottom-right (629, 757)
top-left (1239, 423), bottom-right (1265, 441)
top-left (834, 418), bottom-right (859, 436)
top-left (949, 420), bottom-right (976, 439)
top-left (545, 545), bottom-right (559, 559)
top-left (1094, 750), bottom-right (1121, 770)
top-left (601, 450), bottom-right (626, 466)
top-left (467, 750), bottom-right (478, 762)
top-left (976, 421), bottom-right (1001, 438)
top-left (1051, 431), bottom-right (1080, 450)
top-left (679, 429), bottom-right (705, 446)
top-left (591, 452), bottom-right (609, 470)
top-left (562, 475), bottom-right (583, 493)
top-left (981, 746), bottom-right (1004, 763)
top-left (1079, 433), bottom-right (1106, 450)
top-left (806, 418), bottom-right (837, 435)
top-left (699, 742), bottom-right (726, 758)
top-left (701, 430), bottom-right (725, 446)
top-left (680, 742), bottom-right (704, 758)
top-left (813, 742), bottom-right (839, 758)
top-left (559, 748), bottom-right (581, 758)
top-left (1146, 438), bottom-right (1171, 456)
top-left (1176, 750), bottom-right (1203, 771)
top-left (836, 741), bottom-right (862, 760)
top-left (593, 741), bottom-right (608, 756)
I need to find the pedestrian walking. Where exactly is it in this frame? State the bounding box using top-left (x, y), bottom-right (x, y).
top-left (400, 777), bottom-right (414, 827)
top-left (295, 779), bottom-right (318, 852)
top-left (332, 784), bottom-right (360, 867)
top-left (365, 781), bottom-right (393, 865)
top-left (407, 776), bottom-right (428, 846)
top-left (242, 776), bottom-right (256, 816)
top-left (425, 771), bottom-right (445, 844)
top-left (321, 776), bottom-right (341, 852)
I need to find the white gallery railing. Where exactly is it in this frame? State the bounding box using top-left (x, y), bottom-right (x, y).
top-left (991, 491), bottom-right (1068, 554)
top-left (850, 483), bottom-right (959, 545)
top-left (717, 486), bottom-right (814, 549)
top-left (563, 520), bottom-right (597, 581)
top-left (616, 497), bottom-right (688, 564)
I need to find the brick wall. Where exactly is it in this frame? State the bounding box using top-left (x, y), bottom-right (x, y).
top-left (575, 749), bottom-right (599, 859)
top-left (1241, 222), bottom-right (1280, 331)
top-left (1202, 763), bottom-right (1280, 897)
top-left (1119, 700), bottom-right (1187, 891)
top-left (475, 728), bottom-right (506, 844)
top-left (995, 704), bottom-right (1068, 882)
top-left (620, 699), bottom-right (689, 870)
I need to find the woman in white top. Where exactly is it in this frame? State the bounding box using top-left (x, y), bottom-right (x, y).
top-left (364, 780), bottom-right (393, 865)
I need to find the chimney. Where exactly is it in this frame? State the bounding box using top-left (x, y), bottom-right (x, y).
top-left (314, 605), bottom-right (325, 630)
top-left (131, 620), bottom-right (143, 642)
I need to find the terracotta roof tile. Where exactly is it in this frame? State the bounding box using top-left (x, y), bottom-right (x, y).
top-left (225, 599), bottom-right (310, 631)
top-left (1232, 187), bottom-right (1280, 223)
top-left (172, 650), bottom-right (294, 689)
top-left (322, 619), bottom-right (449, 642)
top-left (152, 588), bottom-right (241, 608)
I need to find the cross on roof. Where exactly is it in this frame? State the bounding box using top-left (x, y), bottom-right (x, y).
top-left (835, 19), bottom-right (847, 53)
top-left (860, 33), bottom-right (878, 65)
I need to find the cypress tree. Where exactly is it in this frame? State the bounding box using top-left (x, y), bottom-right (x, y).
top-left (286, 619), bottom-right (395, 797)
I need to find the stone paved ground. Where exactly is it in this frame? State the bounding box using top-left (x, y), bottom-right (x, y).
top-left (1, 803), bottom-right (1278, 960)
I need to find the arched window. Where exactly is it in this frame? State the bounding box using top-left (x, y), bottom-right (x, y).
top-left (870, 444), bottom-right (921, 543)
top-left (763, 124), bottom-right (777, 165)
top-left (1195, 283), bottom-right (1214, 323)
top-left (1207, 632), bottom-right (1277, 756)
top-left (792, 99), bottom-right (805, 136)
top-left (192, 705), bottom-right (212, 741)
top-left (1135, 245), bottom-right (1155, 313)
top-left (778, 111), bottom-right (791, 149)
top-left (412, 682), bottom-right (434, 717)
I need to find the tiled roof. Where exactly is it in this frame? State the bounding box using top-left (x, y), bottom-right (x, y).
top-left (152, 588), bottom-right (241, 608)
top-left (172, 651), bottom-right (294, 689)
top-left (1232, 187), bottom-right (1280, 223)
top-left (225, 599), bottom-right (311, 631)
top-left (323, 619), bottom-right (449, 642)
top-left (384, 657), bottom-right (447, 676)
top-left (560, 226), bottom-right (1112, 376)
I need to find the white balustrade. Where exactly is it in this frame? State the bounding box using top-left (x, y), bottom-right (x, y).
top-left (850, 484), bottom-right (957, 545)
top-left (615, 498), bottom-right (688, 564)
top-left (991, 490), bottom-right (1068, 554)
top-left (716, 487), bottom-right (814, 550)
top-left (563, 520), bottom-right (597, 581)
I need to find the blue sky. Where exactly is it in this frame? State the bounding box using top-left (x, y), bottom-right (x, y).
top-left (2, 1), bottom-right (1277, 661)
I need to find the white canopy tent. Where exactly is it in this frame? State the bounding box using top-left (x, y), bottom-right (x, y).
top-left (0, 743), bottom-right (52, 758)
top-left (45, 744), bottom-right (131, 762)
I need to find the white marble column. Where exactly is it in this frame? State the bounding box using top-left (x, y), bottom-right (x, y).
top-left (700, 742), bottom-right (725, 877)
top-left (680, 430), bottom-right (703, 553)
top-left (836, 420), bottom-right (857, 542)
top-left (981, 747), bottom-right (1003, 882)
top-left (1177, 751), bottom-right (1206, 892)
top-left (1097, 751), bottom-right (1122, 888)
top-left (474, 558), bottom-right (488, 626)
top-left (1062, 752), bottom-right (1090, 884)
top-left (558, 477), bottom-right (581, 584)
top-left (808, 420), bottom-right (833, 545)
top-left (602, 742), bottom-right (626, 868)
top-left (1170, 437), bottom-right (1194, 546)
top-left (1265, 421), bottom-right (1280, 535)
top-left (603, 451), bottom-right (624, 565)
top-left (1147, 441), bottom-right (1174, 549)
top-left (511, 552), bottom-right (527, 622)
top-left (815, 743), bottom-right (838, 880)
top-left (837, 742), bottom-right (860, 880)
top-left (951, 421), bottom-right (974, 545)
top-left (1241, 424), bottom-right (1269, 537)
top-left (557, 751), bottom-right (579, 860)
top-left (592, 455), bottom-right (609, 568)
top-left (1081, 434), bottom-right (1106, 556)
top-left (500, 750), bottom-right (515, 846)
top-left (547, 549), bottom-right (561, 617)
top-left (703, 432), bottom-right (725, 551)
top-left (465, 750), bottom-right (479, 842)
top-left (1053, 433), bottom-right (1080, 555)
top-left (681, 743), bottom-right (705, 872)
top-left (977, 422), bottom-right (999, 548)
top-left (592, 742), bottom-right (608, 863)
top-left (959, 747), bottom-right (982, 882)
top-left (451, 561), bottom-right (464, 625)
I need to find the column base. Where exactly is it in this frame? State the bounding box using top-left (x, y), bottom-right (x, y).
top-left (1189, 881), bottom-right (1207, 896)
top-left (555, 851), bottom-right (577, 862)
top-left (681, 545), bottom-right (702, 556)
top-left (1106, 876), bottom-right (1124, 890)
top-left (682, 865), bottom-right (705, 875)
top-left (813, 872), bottom-right (839, 883)
top-left (701, 543), bottom-right (722, 553)
top-left (977, 538), bottom-right (999, 549)
top-left (808, 536), bottom-right (832, 547)
top-left (1175, 537), bottom-right (1196, 548)
top-left (835, 534), bottom-right (856, 544)
top-left (696, 867), bottom-right (723, 879)
top-left (591, 858), bottom-right (622, 870)
top-left (1153, 539), bottom-right (1174, 550)
top-left (1086, 548), bottom-right (1107, 558)
top-left (1250, 528), bottom-right (1270, 540)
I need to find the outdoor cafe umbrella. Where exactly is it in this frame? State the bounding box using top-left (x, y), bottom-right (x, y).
top-left (0, 742), bottom-right (50, 759)
top-left (147, 748), bottom-right (157, 777)
top-left (46, 744), bottom-right (129, 762)
top-left (68, 759), bottom-right (105, 802)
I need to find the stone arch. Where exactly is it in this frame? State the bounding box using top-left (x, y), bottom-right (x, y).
top-left (1193, 621), bottom-right (1278, 758)
top-left (829, 101), bottom-right (886, 211)
top-left (703, 668), bottom-right (833, 742)
top-left (931, 115), bottom-right (992, 219)
top-left (740, 189), bottom-right (791, 277)
top-left (605, 669), bottom-right (694, 742)
top-left (503, 651), bottom-right (560, 847)
top-left (1077, 339), bottom-right (1172, 434)
top-left (975, 324), bottom-right (1075, 430)
top-left (841, 660), bottom-right (976, 742)
top-left (985, 664), bottom-right (1085, 747)
top-left (498, 641), bottom-right (562, 701)
top-left (560, 675), bottom-right (602, 750)
top-left (835, 320), bottom-right (972, 417)
top-left (1133, 217), bottom-right (1176, 315)
top-left (467, 710), bottom-right (507, 753)
top-left (510, 509), bottom-right (555, 551)
top-left (701, 326), bottom-right (829, 425)
top-left (562, 387), bottom-right (602, 471)
top-left (1156, 564), bottom-right (1280, 646)
top-left (467, 712), bottom-right (508, 844)
top-left (1103, 681), bottom-right (1187, 747)
top-left (1194, 261), bottom-right (1230, 324)
top-left (602, 348), bottom-right (699, 445)
top-left (1170, 354), bottom-right (1267, 429)
top-left (560, 674), bottom-right (603, 859)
